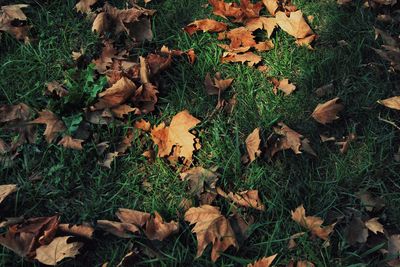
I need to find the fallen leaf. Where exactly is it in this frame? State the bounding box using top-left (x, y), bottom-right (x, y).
top-left (227, 190), bottom-right (265, 211)
top-left (245, 128), bottom-right (261, 163)
top-left (365, 218), bottom-right (384, 234)
top-left (291, 205), bottom-right (335, 240)
top-left (297, 261), bottom-right (316, 267)
top-left (151, 110), bottom-right (201, 165)
top-left (345, 215), bottom-right (368, 245)
top-left (248, 254), bottom-right (277, 267)
top-left (144, 212), bottom-right (179, 241)
top-left (209, 0), bottom-right (243, 21)
top-left (184, 19), bottom-right (228, 35)
top-left (180, 167), bottom-right (219, 196)
top-left (46, 81), bottom-right (68, 97)
top-left (111, 104), bottom-right (138, 118)
top-left (221, 51), bottom-right (262, 66)
top-left (262, 0), bottom-right (279, 15)
top-left (58, 224), bottom-right (94, 239)
top-left (245, 17), bottom-right (277, 38)
top-left (335, 133), bottom-right (356, 154)
top-left (356, 191), bottom-right (385, 212)
top-left (116, 208), bottom-right (150, 227)
top-left (97, 220), bottom-right (140, 238)
top-left (311, 97), bottom-right (344, 124)
top-left (378, 96), bottom-right (400, 110)
top-left (275, 10), bottom-right (313, 39)
top-left (204, 72), bottom-right (234, 96)
top-left (273, 78), bottom-right (296, 95)
top-left (184, 205), bottom-right (238, 262)
top-left (0, 184), bottom-right (17, 205)
top-left (31, 110), bottom-right (66, 143)
top-left (95, 77), bottom-right (136, 109)
top-left (0, 103), bottom-right (31, 123)
top-left (58, 135), bottom-right (84, 150)
top-left (99, 152), bottom-right (119, 168)
top-left (117, 249), bottom-right (139, 267)
top-left (295, 34), bottom-right (317, 49)
top-left (225, 27), bottom-right (256, 49)
top-left (134, 119), bottom-right (151, 132)
top-left (35, 236), bottom-right (83, 266)
top-left (75, 0), bottom-right (98, 14)
top-left (0, 4), bottom-right (31, 42)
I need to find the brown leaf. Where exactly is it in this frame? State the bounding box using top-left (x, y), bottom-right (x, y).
top-left (378, 96), bottom-right (400, 110)
top-left (248, 254), bottom-right (277, 267)
top-left (245, 128), bottom-right (261, 163)
top-left (345, 216), bottom-right (368, 245)
top-left (180, 167), bottom-right (219, 196)
top-left (273, 78), bottom-right (296, 95)
top-left (365, 218), bottom-right (384, 234)
top-left (275, 10), bottom-right (313, 39)
top-left (356, 191), bottom-right (385, 212)
top-left (297, 261), bottom-right (316, 267)
top-left (227, 190), bottom-right (265, 211)
top-left (75, 0), bottom-right (98, 14)
top-left (291, 205), bottom-right (335, 240)
top-left (208, 0), bottom-right (243, 21)
top-left (144, 212), bottom-right (179, 241)
top-left (184, 19), bottom-right (228, 35)
top-left (311, 97), bottom-right (344, 124)
top-left (0, 184), bottom-right (17, 205)
top-left (92, 41), bottom-right (118, 74)
top-left (221, 51), bottom-right (262, 66)
top-left (151, 110), bottom-right (201, 165)
top-left (58, 224), bottom-right (94, 239)
top-left (262, 0), bottom-right (279, 15)
top-left (134, 119), bottom-right (151, 132)
top-left (46, 81), bottom-right (68, 97)
top-left (58, 135), bottom-right (84, 150)
top-left (253, 40), bottom-right (275, 52)
top-left (0, 5), bottom-right (30, 42)
top-left (97, 220), bottom-right (140, 238)
top-left (0, 103), bottom-right (31, 123)
top-left (225, 27), bottom-right (256, 49)
top-left (295, 34), bottom-right (317, 49)
top-left (245, 16), bottom-right (277, 38)
top-left (116, 208), bottom-right (150, 227)
top-left (335, 133), bottom-right (356, 154)
top-left (184, 205), bottom-right (238, 262)
top-left (99, 152), bottom-right (119, 168)
top-left (95, 77), bottom-right (136, 109)
top-left (35, 236), bottom-right (83, 266)
top-left (204, 72), bottom-right (234, 96)
top-left (31, 110), bottom-right (66, 143)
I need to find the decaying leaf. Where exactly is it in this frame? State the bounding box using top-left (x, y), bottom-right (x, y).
top-left (31, 110), bottom-right (66, 143)
top-left (95, 77), bottom-right (136, 109)
top-left (151, 110), bottom-right (201, 165)
top-left (225, 190), bottom-right (265, 211)
top-left (245, 128), bottom-right (261, 163)
top-left (345, 216), bottom-right (368, 245)
top-left (204, 72), bottom-right (234, 96)
top-left (180, 167), bottom-right (219, 196)
top-left (0, 184), bottom-right (17, 205)
top-left (184, 205), bottom-right (238, 262)
top-left (247, 254), bottom-right (277, 267)
top-left (97, 220), bottom-right (140, 238)
top-left (144, 212), bottom-right (179, 241)
top-left (184, 19), bottom-right (228, 35)
top-left (221, 51), bottom-right (262, 66)
top-left (46, 81), bottom-right (68, 97)
top-left (378, 96), bottom-right (400, 110)
top-left (311, 97), bottom-right (344, 124)
top-left (291, 205), bottom-right (335, 240)
top-left (275, 10), bottom-right (313, 39)
top-left (0, 103), bottom-right (31, 123)
top-left (75, 0), bottom-right (98, 14)
top-left (0, 4), bottom-right (31, 42)
top-left (58, 224), bottom-right (94, 239)
top-left (356, 191), bottom-right (385, 212)
top-left (58, 135), bottom-right (84, 150)
top-left (35, 236), bottom-right (83, 266)
top-left (245, 16), bottom-right (276, 38)
top-left (365, 218), bottom-right (384, 234)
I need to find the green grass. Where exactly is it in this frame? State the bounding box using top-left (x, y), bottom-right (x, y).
top-left (1, 0), bottom-right (400, 266)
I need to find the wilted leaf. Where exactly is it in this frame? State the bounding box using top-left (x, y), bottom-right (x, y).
top-left (46, 81), bottom-right (68, 97)
top-left (227, 190), bottom-right (265, 211)
top-left (262, 0), bottom-right (279, 15)
top-left (35, 236), bottom-right (83, 266)
top-left (365, 218), bottom-right (384, 234)
top-left (273, 78), bottom-right (296, 96)
top-left (116, 208), bottom-right (150, 227)
top-left (97, 220), bottom-right (140, 238)
top-left (95, 77), bottom-right (136, 109)
top-left (209, 0), bottom-right (243, 21)
top-left (151, 110), bottom-right (201, 165)
top-left (291, 205), bottom-right (335, 240)
top-left (246, 16), bottom-right (276, 38)
top-left (184, 19), bottom-right (227, 35)
top-left (356, 191), bottom-right (385, 212)
top-left (248, 254), bottom-right (277, 267)
top-left (225, 27), bottom-right (256, 49)
top-left (311, 97), bottom-right (344, 124)
top-left (58, 135), bottom-right (84, 150)
top-left (0, 103), bottom-right (31, 123)
top-left (0, 4), bottom-right (30, 42)
top-left (245, 128), bottom-right (261, 163)
top-left (134, 119), bottom-right (151, 132)
top-left (204, 72), bottom-right (234, 96)
top-left (75, 0), bottom-right (98, 14)
top-left (144, 212), bottom-right (179, 241)
top-left (275, 10), bottom-right (313, 39)
top-left (378, 96), bottom-right (400, 110)
top-left (58, 224), bottom-right (94, 239)
top-left (31, 110), bottom-right (66, 143)
top-left (221, 51), bottom-right (262, 66)
top-left (0, 184), bottom-right (17, 205)
top-left (184, 205), bottom-right (238, 262)
top-left (180, 167), bottom-right (219, 196)
top-left (99, 152), bottom-right (119, 168)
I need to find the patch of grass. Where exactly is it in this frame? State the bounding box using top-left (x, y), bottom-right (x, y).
top-left (1, 0), bottom-right (400, 266)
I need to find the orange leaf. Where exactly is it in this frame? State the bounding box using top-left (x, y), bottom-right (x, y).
top-left (245, 128), bottom-right (261, 163)
top-left (378, 96), bottom-right (400, 110)
top-left (184, 19), bottom-right (227, 35)
top-left (275, 10), bottom-right (313, 39)
top-left (247, 254), bottom-right (277, 267)
top-left (311, 97), bottom-right (344, 124)
top-left (221, 51), bottom-right (262, 66)
top-left (58, 135), bottom-right (84, 150)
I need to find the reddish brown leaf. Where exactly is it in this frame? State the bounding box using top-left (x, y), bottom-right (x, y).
top-left (275, 10), bottom-right (313, 39)
top-left (58, 135), bottom-right (84, 150)
top-left (245, 128), bottom-right (261, 163)
top-left (248, 254), bottom-right (277, 267)
top-left (31, 110), bottom-right (66, 143)
top-left (46, 81), bottom-right (68, 97)
top-left (184, 19), bottom-right (228, 35)
top-left (95, 77), bottom-right (136, 109)
top-left (58, 223), bottom-right (94, 239)
top-left (144, 212), bottom-right (179, 241)
top-left (221, 51), bottom-right (262, 66)
top-left (311, 97), bottom-right (344, 124)
top-left (204, 72), bottom-right (234, 96)
top-left (245, 17), bottom-right (277, 38)
top-left (0, 184), bottom-right (17, 205)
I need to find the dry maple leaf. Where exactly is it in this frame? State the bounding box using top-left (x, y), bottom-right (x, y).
top-left (180, 167), bottom-right (219, 196)
top-left (0, 4), bottom-right (31, 42)
top-left (92, 41), bottom-right (118, 74)
top-left (204, 72), bottom-right (234, 96)
top-left (295, 34), bottom-right (317, 49)
top-left (275, 10), bottom-right (313, 39)
top-left (245, 128), bottom-right (261, 163)
top-left (262, 0), bottom-right (279, 15)
top-left (245, 17), bottom-right (277, 38)
top-left (225, 27), bottom-right (256, 49)
top-left (253, 40), bottom-right (275, 52)
top-left (75, 0), bottom-right (98, 14)
top-left (291, 205), bottom-right (335, 240)
top-left (144, 212), bottom-right (179, 241)
top-left (58, 224), bottom-right (94, 239)
top-left (365, 218), bottom-right (384, 234)
top-left (221, 51), bottom-right (262, 66)
top-left (378, 96), bottom-right (400, 110)
top-left (31, 110), bottom-right (66, 143)
top-left (311, 97), bottom-right (344, 124)
top-left (0, 184), bottom-right (17, 205)
top-left (345, 215), bottom-right (368, 245)
top-left (184, 205), bottom-right (238, 262)
top-left (208, 0), bottom-right (243, 21)
top-left (97, 220), bottom-right (140, 238)
top-left (227, 190), bottom-right (265, 211)
top-left (58, 135), bottom-right (84, 150)
top-left (248, 254), bottom-right (277, 267)
top-left (184, 19), bottom-right (228, 35)
top-left (116, 208), bottom-right (150, 226)
top-left (46, 81), bottom-right (68, 97)
top-left (134, 119), bottom-right (151, 132)
top-left (95, 77), bottom-right (136, 109)
top-left (272, 78), bottom-right (296, 95)
top-left (35, 236), bottom-right (83, 266)
top-left (151, 110), bottom-right (201, 165)
top-left (0, 103), bottom-right (31, 123)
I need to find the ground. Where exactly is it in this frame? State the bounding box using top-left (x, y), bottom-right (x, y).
top-left (1, 0), bottom-right (400, 266)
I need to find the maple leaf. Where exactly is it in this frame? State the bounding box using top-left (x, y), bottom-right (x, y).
top-left (184, 19), bottom-right (228, 35)
top-left (345, 215), bottom-right (368, 245)
top-left (0, 103), bottom-right (31, 123)
top-left (180, 167), bottom-right (219, 196)
top-left (378, 96), bottom-right (400, 110)
top-left (0, 184), bottom-right (17, 205)
top-left (225, 27), bottom-right (256, 49)
top-left (111, 104), bottom-right (138, 118)
top-left (35, 236), bottom-right (83, 266)
top-left (275, 10), bottom-right (313, 39)
top-left (311, 97), bottom-right (344, 124)
top-left (151, 110), bottom-right (201, 165)
top-left (0, 4), bottom-right (31, 42)
top-left (226, 190), bottom-right (265, 211)
top-left (262, 0), bottom-right (279, 15)
top-left (253, 40), bottom-right (275, 52)
top-left (248, 254), bottom-right (277, 267)
top-left (245, 17), bottom-right (277, 38)
top-left (245, 128), bottom-right (261, 163)
top-left (271, 78), bottom-right (296, 95)
top-left (58, 224), bottom-right (94, 239)
top-left (144, 212), bottom-right (179, 241)
top-left (184, 205), bottom-right (238, 262)
top-left (95, 77), bottom-right (137, 109)
top-left (291, 205), bottom-right (335, 240)
top-left (116, 208), bottom-right (150, 227)
top-left (204, 72), bottom-right (234, 96)
top-left (97, 220), bottom-right (141, 238)
top-left (208, 0), bottom-right (243, 21)
top-left (134, 119), bottom-right (151, 132)
top-left (92, 41), bottom-right (118, 74)
top-left (240, 0), bottom-right (264, 20)
top-left (46, 81), bottom-right (68, 97)
top-left (75, 0), bottom-right (98, 14)
top-left (365, 218), bottom-right (384, 234)
top-left (31, 110), bottom-right (66, 143)
top-left (58, 135), bottom-right (84, 150)
top-left (295, 34), bottom-right (317, 49)
top-left (221, 51), bottom-right (262, 66)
